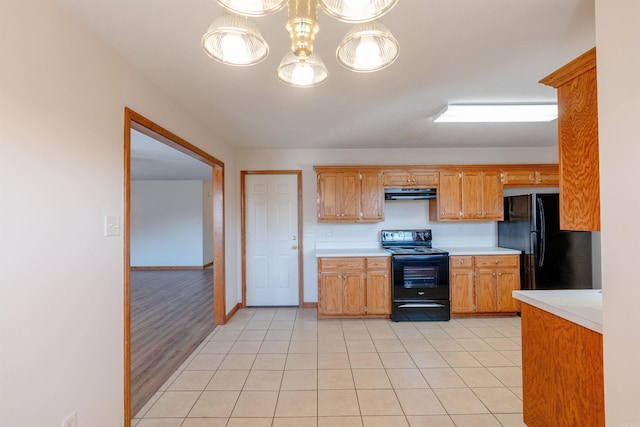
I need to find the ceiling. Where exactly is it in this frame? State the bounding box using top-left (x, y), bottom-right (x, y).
top-left (131, 129), bottom-right (213, 180)
top-left (60, 0), bottom-right (595, 150)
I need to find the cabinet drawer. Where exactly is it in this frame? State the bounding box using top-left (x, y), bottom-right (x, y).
top-left (474, 255), bottom-right (519, 268)
top-left (450, 256), bottom-right (474, 269)
top-left (319, 257), bottom-right (366, 271)
top-left (366, 257), bottom-right (390, 270)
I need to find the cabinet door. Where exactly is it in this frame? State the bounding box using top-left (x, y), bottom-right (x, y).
top-left (461, 171), bottom-right (483, 219)
top-left (317, 173), bottom-right (339, 221)
top-left (338, 172), bottom-right (360, 221)
top-left (503, 168), bottom-right (537, 186)
top-left (360, 171), bottom-right (384, 222)
top-left (497, 268), bottom-right (520, 312)
top-left (450, 268), bottom-right (475, 313)
top-left (382, 171), bottom-right (412, 187)
top-left (482, 171), bottom-right (504, 220)
top-left (319, 272), bottom-right (343, 315)
top-left (536, 166), bottom-right (559, 186)
top-left (437, 171), bottom-right (462, 220)
top-left (411, 170), bottom-right (439, 186)
top-left (343, 272), bottom-right (366, 315)
top-left (366, 270), bottom-right (390, 315)
top-left (475, 268), bottom-right (498, 312)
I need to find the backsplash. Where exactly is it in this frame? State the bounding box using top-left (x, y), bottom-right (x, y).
top-left (307, 199), bottom-right (497, 248)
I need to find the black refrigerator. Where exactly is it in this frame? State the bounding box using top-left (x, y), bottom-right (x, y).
top-left (497, 193), bottom-right (592, 290)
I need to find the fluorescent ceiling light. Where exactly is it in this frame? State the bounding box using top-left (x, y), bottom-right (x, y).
top-left (433, 104), bottom-right (558, 123)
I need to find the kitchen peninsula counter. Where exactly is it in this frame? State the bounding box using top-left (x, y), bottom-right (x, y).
top-left (513, 289), bottom-right (604, 427)
top-left (513, 289), bottom-right (602, 333)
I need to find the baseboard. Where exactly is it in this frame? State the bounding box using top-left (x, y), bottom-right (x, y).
top-left (225, 303), bottom-right (241, 322)
top-left (131, 265), bottom-right (209, 271)
top-left (302, 302), bottom-right (318, 308)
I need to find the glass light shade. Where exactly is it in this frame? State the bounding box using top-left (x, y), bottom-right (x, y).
top-left (202, 12), bottom-right (269, 66)
top-left (336, 20), bottom-right (399, 72)
top-left (433, 104), bottom-right (559, 123)
top-left (277, 52), bottom-right (328, 87)
top-left (216, 0), bottom-right (287, 17)
top-left (319, 0), bottom-right (397, 22)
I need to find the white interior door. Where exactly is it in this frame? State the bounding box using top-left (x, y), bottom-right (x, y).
top-left (245, 174), bottom-right (299, 306)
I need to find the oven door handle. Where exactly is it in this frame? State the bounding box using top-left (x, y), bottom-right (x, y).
top-left (397, 303), bottom-right (447, 308)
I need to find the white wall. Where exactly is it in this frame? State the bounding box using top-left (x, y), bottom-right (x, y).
top-left (131, 180), bottom-right (206, 267)
top-left (595, 0), bottom-right (640, 423)
top-left (203, 181), bottom-right (214, 265)
top-left (238, 147), bottom-right (558, 303)
top-left (0, 2), bottom-right (239, 426)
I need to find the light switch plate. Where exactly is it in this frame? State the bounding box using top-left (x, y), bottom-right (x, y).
top-left (104, 216), bottom-right (121, 237)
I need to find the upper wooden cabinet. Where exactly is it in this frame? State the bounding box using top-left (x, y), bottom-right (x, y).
top-left (430, 169), bottom-right (504, 221)
top-left (540, 48), bottom-right (600, 231)
top-left (315, 168), bottom-right (384, 223)
top-left (502, 164), bottom-right (559, 187)
top-left (382, 169), bottom-right (439, 187)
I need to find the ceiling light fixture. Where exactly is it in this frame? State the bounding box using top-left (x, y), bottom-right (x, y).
top-left (433, 104), bottom-right (559, 123)
top-left (202, 0), bottom-right (399, 88)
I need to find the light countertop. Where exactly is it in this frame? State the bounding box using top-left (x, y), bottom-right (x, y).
top-left (513, 289), bottom-right (603, 334)
top-left (315, 248), bottom-right (391, 257)
top-left (440, 247), bottom-right (521, 256)
top-left (315, 245), bottom-right (520, 257)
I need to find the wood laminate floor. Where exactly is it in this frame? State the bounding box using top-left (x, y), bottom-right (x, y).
top-left (130, 269), bottom-right (214, 417)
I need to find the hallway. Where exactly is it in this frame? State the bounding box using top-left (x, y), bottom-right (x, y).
top-left (131, 269), bottom-right (215, 416)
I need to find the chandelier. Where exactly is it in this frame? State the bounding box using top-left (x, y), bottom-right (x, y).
top-left (202, 0), bottom-right (400, 88)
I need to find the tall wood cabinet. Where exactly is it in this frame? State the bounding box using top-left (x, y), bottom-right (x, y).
top-left (317, 256), bottom-right (390, 319)
top-left (430, 169), bottom-right (503, 221)
top-left (540, 47), bottom-right (600, 231)
top-left (450, 254), bottom-right (520, 315)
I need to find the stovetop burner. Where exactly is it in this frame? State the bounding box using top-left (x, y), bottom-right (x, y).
top-left (385, 247), bottom-right (448, 255)
top-left (381, 229), bottom-right (448, 256)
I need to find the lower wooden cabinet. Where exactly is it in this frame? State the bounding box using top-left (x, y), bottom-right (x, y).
top-left (450, 254), bottom-right (520, 315)
top-left (521, 302), bottom-right (604, 426)
top-left (318, 256), bottom-right (391, 318)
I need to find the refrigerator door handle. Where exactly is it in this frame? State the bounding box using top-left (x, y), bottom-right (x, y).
top-left (537, 197), bottom-right (546, 267)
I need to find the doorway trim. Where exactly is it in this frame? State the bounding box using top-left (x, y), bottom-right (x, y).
top-left (241, 170), bottom-right (304, 307)
top-left (123, 107), bottom-right (226, 425)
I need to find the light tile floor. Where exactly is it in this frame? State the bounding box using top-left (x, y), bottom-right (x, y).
top-left (133, 308), bottom-right (525, 427)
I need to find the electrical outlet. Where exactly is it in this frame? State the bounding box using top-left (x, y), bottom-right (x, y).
top-left (62, 411), bottom-right (77, 427)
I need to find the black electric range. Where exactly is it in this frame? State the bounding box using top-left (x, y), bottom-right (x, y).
top-left (381, 230), bottom-right (450, 321)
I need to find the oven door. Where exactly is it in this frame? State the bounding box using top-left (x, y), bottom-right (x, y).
top-left (392, 254), bottom-right (449, 301)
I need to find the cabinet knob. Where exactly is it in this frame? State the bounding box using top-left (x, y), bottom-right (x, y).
top-left (495, 260), bottom-right (499, 264)
top-left (292, 245), bottom-right (298, 250)
top-left (460, 259), bottom-right (464, 264)
top-left (407, 179), bottom-right (411, 182)
top-left (499, 272), bottom-right (503, 276)
top-left (493, 273), bottom-right (496, 276)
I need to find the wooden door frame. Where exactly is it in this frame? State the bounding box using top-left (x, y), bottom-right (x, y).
top-left (241, 170), bottom-right (304, 307)
top-left (123, 108), bottom-right (226, 426)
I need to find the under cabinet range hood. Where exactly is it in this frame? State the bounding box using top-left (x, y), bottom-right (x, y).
top-left (384, 188), bottom-right (437, 200)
